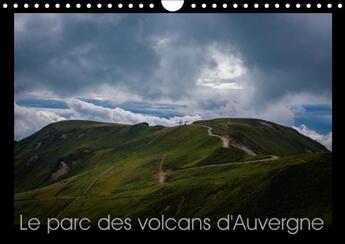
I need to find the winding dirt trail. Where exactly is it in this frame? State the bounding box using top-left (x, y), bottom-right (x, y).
top-left (176, 155), bottom-right (279, 173)
top-left (158, 155), bottom-right (279, 181)
top-left (200, 125), bottom-right (256, 156)
top-left (202, 125), bottom-right (230, 148)
top-left (157, 125), bottom-right (279, 185)
top-left (57, 165), bottom-right (114, 218)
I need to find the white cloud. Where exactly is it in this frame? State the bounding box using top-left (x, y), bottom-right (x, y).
top-left (15, 103), bottom-right (66, 140)
top-left (251, 93), bottom-right (332, 127)
top-left (293, 124), bottom-right (332, 150)
top-left (197, 44), bottom-right (247, 89)
top-left (67, 99), bottom-right (201, 126)
top-left (259, 102), bottom-right (296, 126)
top-left (14, 100), bottom-right (201, 140)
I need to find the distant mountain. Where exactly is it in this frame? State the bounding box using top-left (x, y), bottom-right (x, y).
top-left (14, 119), bottom-right (331, 224)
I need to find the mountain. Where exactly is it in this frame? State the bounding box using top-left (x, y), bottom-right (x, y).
top-left (14, 119), bottom-right (331, 224)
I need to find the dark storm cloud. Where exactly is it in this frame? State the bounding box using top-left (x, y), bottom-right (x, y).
top-left (166, 14), bottom-right (331, 105)
top-left (155, 14), bottom-right (331, 104)
top-left (15, 13), bottom-right (332, 147)
top-left (15, 14), bottom-right (160, 97)
top-left (229, 14), bottom-right (332, 105)
top-left (15, 13), bottom-right (331, 103)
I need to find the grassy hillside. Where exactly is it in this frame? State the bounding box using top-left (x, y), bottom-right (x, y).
top-left (194, 118), bottom-right (328, 156)
top-left (14, 119), bottom-right (331, 224)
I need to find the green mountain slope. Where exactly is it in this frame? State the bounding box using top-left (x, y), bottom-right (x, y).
top-left (194, 118), bottom-right (327, 156)
top-left (14, 119), bottom-right (331, 224)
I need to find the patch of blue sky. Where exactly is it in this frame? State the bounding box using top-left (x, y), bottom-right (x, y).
top-left (80, 99), bottom-right (186, 119)
top-left (80, 98), bottom-right (116, 109)
top-left (294, 104), bottom-right (332, 134)
top-left (120, 102), bottom-right (186, 118)
top-left (301, 104), bottom-right (332, 113)
top-left (126, 109), bottom-right (185, 118)
top-left (15, 98), bottom-right (69, 109)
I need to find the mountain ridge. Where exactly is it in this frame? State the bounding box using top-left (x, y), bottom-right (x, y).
top-left (14, 118), bottom-right (331, 223)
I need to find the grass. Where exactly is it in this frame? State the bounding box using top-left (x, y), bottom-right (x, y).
top-left (14, 119), bottom-right (331, 224)
top-left (194, 118), bottom-right (328, 156)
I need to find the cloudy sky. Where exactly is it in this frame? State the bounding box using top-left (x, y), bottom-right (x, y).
top-left (14, 13), bottom-right (332, 149)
